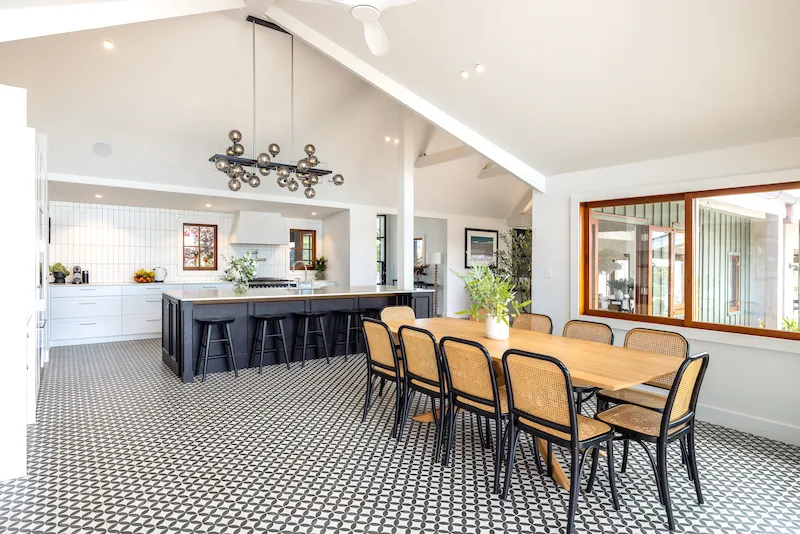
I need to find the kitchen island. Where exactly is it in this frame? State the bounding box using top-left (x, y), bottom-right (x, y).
top-left (161, 285), bottom-right (434, 383)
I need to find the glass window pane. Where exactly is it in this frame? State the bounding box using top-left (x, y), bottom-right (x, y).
top-left (588, 200), bottom-right (685, 318)
top-left (184, 225), bottom-right (198, 247)
top-left (695, 191), bottom-right (800, 332)
top-left (184, 247), bottom-right (199, 267)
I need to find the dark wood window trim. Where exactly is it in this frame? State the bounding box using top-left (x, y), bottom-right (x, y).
top-left (290, 229), bottom-right (316, 270)
top-left (183, 223), bottom-right (218, 271)
top-left (580, 181), bottom-right (800, 342)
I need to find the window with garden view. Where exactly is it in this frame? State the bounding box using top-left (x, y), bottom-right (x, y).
top-left (582, 182), bottom-right (800, 340)
top-left (290, 229), bottom-right (316, 269)
top-left (183, 224), bottom-right (217, 270)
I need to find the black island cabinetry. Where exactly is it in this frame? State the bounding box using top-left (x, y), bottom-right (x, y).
top-left (161, 286), bottom-right (433, 383)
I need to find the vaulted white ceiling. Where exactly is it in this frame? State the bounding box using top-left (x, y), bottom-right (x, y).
top-left (270, 0), bottom-right (800, 175)
top-left (0, 9), bottom-right (528, 218)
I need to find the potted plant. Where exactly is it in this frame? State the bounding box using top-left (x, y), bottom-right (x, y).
top-left (220, 252), bottom-right (257, 294)
top-left (49, 263), bottom-right (69, 284)
top-left (314, 256), bottom-right (328, 280)
top-left (453, 265), bottom-right (531, 340)
top-left (414, 264), bottom-right (429, 283)
top-left (607, 278), bottom-right (628, 300)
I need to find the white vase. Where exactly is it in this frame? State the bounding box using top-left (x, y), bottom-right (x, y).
top-left (485, 315), bottom-right (510, 341)
top-left (614, 289), bottom-right (624, 300)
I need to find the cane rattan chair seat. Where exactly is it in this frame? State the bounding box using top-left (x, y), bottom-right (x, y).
top-left (596, 388), bottom-right (668, 411)
top-left (519, 414), bottom-right (611, 442)
top-left (512, 313), bottom-right (553, 334)
top-left (597, 404), bottom-right (687, 437)
top-left (455, 386), bottom-right (509, 414)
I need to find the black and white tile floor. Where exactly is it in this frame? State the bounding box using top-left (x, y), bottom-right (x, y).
top-left (0, 339), bottom-right (798, 533)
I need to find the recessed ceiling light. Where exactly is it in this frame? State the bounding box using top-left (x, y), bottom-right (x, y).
top-left (92, 141), bottom-right (113, 157)
top-left (460, 70), bottom-right (469, 79)
top-left (103, 40), bottom-right (114, 50)
top-left (384, 136), bottom-right (391, 142)
top-left (311, 212), bottom-right (318, 216)
top-left (95, 194), bottom-right (103, 198)
top-left (475, 64), bottom-right (484, 73)
top-left (205, 203), bottom-right (212, 207)
top-left (393, 138), bottom-right (399, 144)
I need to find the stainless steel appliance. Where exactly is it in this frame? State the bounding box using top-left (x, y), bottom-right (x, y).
top-left (248, 277), bottom-right (294, 288)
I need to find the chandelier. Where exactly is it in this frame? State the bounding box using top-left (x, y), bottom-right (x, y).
top-left (209, 17), bottom-right (344, 198)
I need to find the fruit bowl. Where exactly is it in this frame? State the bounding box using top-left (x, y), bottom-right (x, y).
top-left (134, 269), bottom-right (156, 283)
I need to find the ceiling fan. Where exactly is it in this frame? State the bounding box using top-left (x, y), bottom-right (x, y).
top-left (293, 0), bottom-right (419, 56)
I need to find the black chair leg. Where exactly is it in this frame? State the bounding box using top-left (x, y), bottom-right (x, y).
top-left (277, 320), bottom-right (290, 370)
top-left (688, 431), bottom-right (704, 504)
top-left (547, 441), bottom-right (553, 478)
top-left (532, 436), bottom-right (543, 475)
top-left (300, 317), bottom-right (310, 368)
top-left (636, 439), bottom-right (664, 505)
top-left (586, 446), bottom-right (600, 493)
top-left (362, 371), bottom-right (373, 422)
top-left (318, 316), bottom-right (331, 364)
top-left (621, 439), bottom-right (630, 473)
top-left (606, 439), bottom-right (620, 511)
top-left (492, 417), bottom-right (503, 493)
top-left (224, 323), bottom-right (238, 378)
top-left (443, 400), bottom-right (457, 467)
top-left (657, 441), bottom-right (675, 531)
top-left (680, 437), bottom-right (693, 480)
top-left (397, 384), bottom-right (413, 441)
top-left (501, 423), bottom-right (519, 500)
top-left (566, 448), bottom-right (582, 534)
top-left (391, 380), bottom-right (403, 439)
top-left (575, 391), bottom-right (583, 416)
top-left (378, 377), bottom-right (386, 397)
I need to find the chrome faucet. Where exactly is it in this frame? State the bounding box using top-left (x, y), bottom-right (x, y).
top-left (293, 261), bottom-right (309, 284)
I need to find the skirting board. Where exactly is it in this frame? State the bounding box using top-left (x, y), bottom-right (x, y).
top-left (697, 403), bottom-right (800, 447)
top-left (51, 333), bottom-right (160, 347)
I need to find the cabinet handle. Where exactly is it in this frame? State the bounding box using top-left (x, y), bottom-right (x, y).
top-left (80, 322), bottom-right (96, 326)
top-left (146, 319), bottom-right (160, 322)
top-left (146, 287), bottom-right (161, 290)
top-left (78, 288), bottom-right (96, 291)
top-left (146, 300), bottom-right (160, 303)
top-left (79, 302), bottom-right (96, 305)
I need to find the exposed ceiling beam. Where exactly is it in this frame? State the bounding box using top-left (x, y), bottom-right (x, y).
top-left (415, 145), bottom-right (474, 169)
top-left (477, 163), bottom-right (510, 180)
top-left (265, 4), bottom-right (546, 193)
top-left (0, 0), bottom-right (245, 43)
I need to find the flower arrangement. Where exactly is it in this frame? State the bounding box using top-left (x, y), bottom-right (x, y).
top-left (414, 264), bottom-right (429, 278)
top-left (220, 251), bottom-right (258, 294)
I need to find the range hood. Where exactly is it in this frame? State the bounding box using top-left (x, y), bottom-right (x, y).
top-left (229, 211), bottom-right (287, 245)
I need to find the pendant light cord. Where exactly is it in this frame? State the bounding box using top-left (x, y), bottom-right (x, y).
top-left (252, 20), bottom-right (256, 157)
top-left (290, 35), bottom-right (294, 164)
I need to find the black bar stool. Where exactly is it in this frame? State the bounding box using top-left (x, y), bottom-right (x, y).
top-left (330, 309), bottom-right (367, 361)
top-left (292, 311), bottom-right (330, 367)
top-left (195, 317), bottom-right (238, 382)
top-left (250, 314), bottom-right (290, 373)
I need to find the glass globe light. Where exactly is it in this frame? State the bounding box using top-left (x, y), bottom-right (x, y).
top-left (302, 178), bottom-right (311, 188)
top-left (268, 143), bottom-right (280, 156)
top-left (241, 172), bottom-right (251, 184)
top-left (215, 159), bottom-right (229, 172)
top-left (258, 167), bottom-right (270, 176)
top-left (304, 144), bottom-right (316, 156)
top-left (304, 187), bottom-right (316, 199)
top-left (310, 175), bottom-right (319, 185)
top-left (231, 164), bottom-right (244, 178)
top-left (332, 174), bottom-right (344, 186)
top-left (287, 179), bottom-right (299, 192)
top-left (249, 175), bottom-right (261, 187)
top-left (228, 178), bottom-right (242, 191)
top-left (229, 130), bottom-right (242, 143)
top-left (296, 158), bottom-right (310, 172)
top-left (277, 176), bottom-right (289, 187)
top-left (277, 166), bottom-right (291, 179)
top-left (233, 143), bottom-right (245, 156)
top-left (225, 147), bottom-right (235, 157)
top-left (307, 155), bottom-right (319, 167)
top-left (257, 153), bottom-right (270, 167)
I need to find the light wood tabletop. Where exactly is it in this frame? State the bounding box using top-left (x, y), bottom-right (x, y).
top-left (386, 317), bottom-right (681, 391)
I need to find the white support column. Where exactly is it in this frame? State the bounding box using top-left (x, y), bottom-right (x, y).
top-left (396, 110), bottom-right (415, 289)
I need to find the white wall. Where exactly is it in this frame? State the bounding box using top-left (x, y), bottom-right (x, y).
top-left (349, 205), bottom-right (381, 285)
top-left (533, 137), bottom-right (800, 445)
top-left (322, 210), bottom-right (350, 286)
top-left (414, 216), bottom-right (447, 316)
top-left (49, 201), bottom-right (322, 283)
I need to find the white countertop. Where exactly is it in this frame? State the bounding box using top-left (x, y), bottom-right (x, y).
top-left (48, 281), bottom-right (228, 287)
top-left (162, 285), bottom-right (434, 303)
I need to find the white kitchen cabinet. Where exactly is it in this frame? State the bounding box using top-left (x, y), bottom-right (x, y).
top-left (50, 296), bottom-right (121, 319)
top-left (122, 315), bottom-right (162, 335)
top-left (51, 285), bottom-right (121, 298)
top-left (50, 317), bottom-right (122, 341)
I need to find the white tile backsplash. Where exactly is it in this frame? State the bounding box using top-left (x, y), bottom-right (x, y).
top-left (49, 202), bottom-right (323, 283)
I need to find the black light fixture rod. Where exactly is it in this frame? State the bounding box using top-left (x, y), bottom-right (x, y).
top-left (245, 15), bottom-right (290, 35)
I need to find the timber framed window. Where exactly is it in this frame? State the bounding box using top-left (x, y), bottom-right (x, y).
top-left (183, 223), bottom-right (217, 271)
top-left (290, 229), bottom-right (316, 269)
top-left (581, 181), bottom-right (800, 341)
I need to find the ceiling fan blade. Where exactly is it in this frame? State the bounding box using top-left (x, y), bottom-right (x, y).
top-left (363, 20), bottom-right (389, 56)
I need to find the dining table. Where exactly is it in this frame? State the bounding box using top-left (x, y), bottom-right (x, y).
top-left (385, 317), bottom-right (682, 491)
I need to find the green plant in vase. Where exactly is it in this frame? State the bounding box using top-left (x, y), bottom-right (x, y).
top-left (220, 251), bottom-right (257, 294)
top-left (452, 264), bottom-right (531, 340)
top-left (314, 256), bottom-right (328, 280)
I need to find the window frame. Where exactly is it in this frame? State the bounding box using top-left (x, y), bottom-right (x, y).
top-left (289, 229), bottom-right (317, 270)
top-left (580, 181), bottom-right (800, 341)
top-left (728, 253), bottom-right (741, 314)
top-left (182, 223), bottom-right (218, 271)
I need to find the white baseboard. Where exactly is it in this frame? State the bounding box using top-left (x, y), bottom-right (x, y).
top-left (697, 403), bottom-right (800, 446)
top-left (51, 333), bottom-right (160, 347)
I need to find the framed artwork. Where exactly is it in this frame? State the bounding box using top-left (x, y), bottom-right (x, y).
top-left (414, 237), bottom-right (425, 266)
top-left (465, 228), bottom-right (499, 267)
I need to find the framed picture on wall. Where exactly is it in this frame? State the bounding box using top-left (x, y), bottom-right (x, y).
top-left (465, 228), bottom-right (499, 267)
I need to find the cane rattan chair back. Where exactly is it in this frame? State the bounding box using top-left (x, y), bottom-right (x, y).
top-left (625, 328), bottom-right (689, 389)
top-left (512, 313), bottom-right (553, 334)
top-left (399, 325), bottom-right (442, 389)
top-left (363, 318), bottom-right (399, 373)
top-left (380, 306), bottom-right (416, 323)
top-left (562, 320), bottom-right (614, 345)
top-left (439, 337), bottom-right (499, 412)
top-left (666, 354), bottom-right (708, 424)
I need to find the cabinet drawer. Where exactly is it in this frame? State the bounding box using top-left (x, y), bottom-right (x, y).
top-left (51, 317), bottom-right (121, 341)
top-left (50, 285), bottom-right (121, 298)
top-left (122, 284), bottom-right (182, 296)
top-left (50, 296), bottom-right (121, 319)
top-left (123, 295), bottom-right (162, 316)
top-left (123, 315), bottom-right (161, 335)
